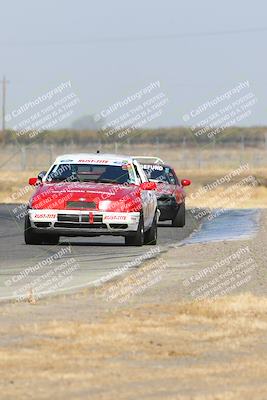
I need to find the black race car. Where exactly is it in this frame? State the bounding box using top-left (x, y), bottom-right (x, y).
top-left (134, 157), bottom-right (191, 227)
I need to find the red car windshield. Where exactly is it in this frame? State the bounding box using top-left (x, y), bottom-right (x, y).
top-left (46, 164), bottom-right (131, 184)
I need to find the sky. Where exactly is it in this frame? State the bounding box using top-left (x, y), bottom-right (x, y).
top-left (0, 0), bottom-right (266, 128)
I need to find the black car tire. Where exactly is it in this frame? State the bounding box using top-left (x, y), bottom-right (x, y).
top-left (24, 215), bottom-right (60, 245)
top-left (42, 235), bottom-right (60, 245)
top-left (144, 212), bottom-right (158, 245)
top-left (24, 215), bottom-right (44, 245)
top-left (125, 213), bottom-right (144, 246)
top-left (172, 203), bottom-right (185, 227)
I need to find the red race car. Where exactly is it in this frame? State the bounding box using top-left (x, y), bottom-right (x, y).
top-left (25, 153), bottom-right (159, 246)
top-left (134, 157), bottom-right (191, 227)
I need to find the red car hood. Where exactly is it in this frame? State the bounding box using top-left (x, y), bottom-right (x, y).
top-left (30, 182), bottom-right (141, 210)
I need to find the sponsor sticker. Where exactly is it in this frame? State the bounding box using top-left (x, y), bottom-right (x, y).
top-left (104, 215), bottom-right (127, 221)
top-left (33, 213), bottom-right (56, 219)
top-left (142, 164), bottom-right (163, 171)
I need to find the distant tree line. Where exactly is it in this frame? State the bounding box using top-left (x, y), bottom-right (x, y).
top-left (1, 126), bottom-right (267, 147)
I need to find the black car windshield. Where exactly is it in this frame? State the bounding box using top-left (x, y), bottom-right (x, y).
top-left (141, 165), bottom-right (177, 184)
top-left (46, 163), bottom-right (132, 184)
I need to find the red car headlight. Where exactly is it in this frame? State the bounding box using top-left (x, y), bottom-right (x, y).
top-left (99, 199), bottom-right (141, 212)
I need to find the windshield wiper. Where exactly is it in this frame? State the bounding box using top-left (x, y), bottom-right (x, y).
top-left (95, 178), bottom-right (119, 184)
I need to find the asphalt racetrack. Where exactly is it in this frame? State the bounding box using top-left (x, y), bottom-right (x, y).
top-left (0, 204), bottom-right (201, 301)
top-left (0, 204), bottom-right (259, 301)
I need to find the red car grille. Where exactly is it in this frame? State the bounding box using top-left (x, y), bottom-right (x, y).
top-left (58, 214), bottom-right (103, 223)
top-left (66, 201), bottom-right (96, 209)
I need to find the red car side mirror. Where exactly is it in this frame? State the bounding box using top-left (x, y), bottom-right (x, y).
top-left (140, 181), bottom-right (157, 190)
top-left (29, 177), bottom-right (38, 186)
top-left (181, 179), bottom-right (191, 187)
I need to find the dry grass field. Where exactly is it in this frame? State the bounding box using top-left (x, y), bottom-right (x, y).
top-left (1, 293), bottom-right (267, 399)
